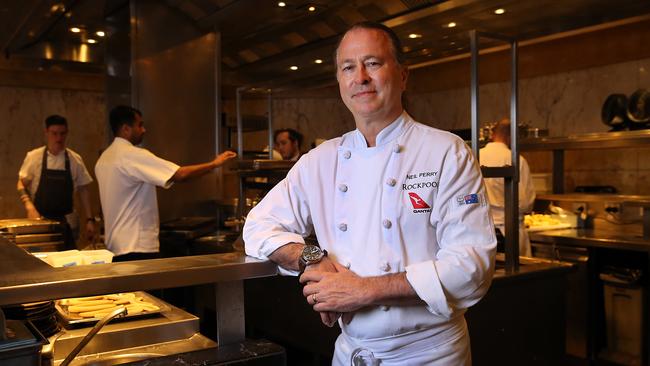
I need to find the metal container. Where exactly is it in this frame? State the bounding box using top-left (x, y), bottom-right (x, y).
top-left (0, 219), bottom-right (61, 235)
top-left (0, 320), bottom-right (48, 366)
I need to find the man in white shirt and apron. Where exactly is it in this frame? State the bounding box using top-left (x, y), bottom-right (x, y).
top-left (17, 115), bottom-right (96, 249)
top-left (244, 22), bottom-right (496, 365)
top-left (479, 119), bottom-right (536, 257)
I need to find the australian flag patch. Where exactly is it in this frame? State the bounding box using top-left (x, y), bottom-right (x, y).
top-left (456, 193), bottom-right (482, 206)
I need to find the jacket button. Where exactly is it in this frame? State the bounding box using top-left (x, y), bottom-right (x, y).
top-left (338, 184), bottom-right (348, 192)
top-left (393, 144), bottom-right (401, 153)
top-left (343, 151), bottom-right (351, 159)
top-left (380, 305), bottom-right (390, 311)
top-left (380, 261), bottom-right (391, 272)
top-left (382, 219), bottom-right (392, 229)
top-left (343, 261), bottom-right (351, 269)
top-left (338, 223), bottom-right (348, 232)
top-left (386, 178), bottom-right (397, 187)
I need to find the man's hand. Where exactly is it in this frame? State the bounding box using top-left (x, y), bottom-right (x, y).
top-left (213, 151), bottom-right (237, 166)
top-left (85, 220), bottom-right (96, 242)
top-left (302, 257), bottom-right (341, 327)
top-left (301, 261), bottom-right (375, 323)
top-left (26, 206), bottom-right (41, 219)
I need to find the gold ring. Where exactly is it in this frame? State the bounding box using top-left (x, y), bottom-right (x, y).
top-left (312, 293), bottom-right (318, 303)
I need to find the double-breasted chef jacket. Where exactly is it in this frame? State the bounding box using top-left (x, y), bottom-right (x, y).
top-left (244, 112), bottom-right (497, 358)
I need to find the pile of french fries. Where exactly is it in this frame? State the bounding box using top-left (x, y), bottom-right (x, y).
top-left (58, 293), bottom-right (160, 318)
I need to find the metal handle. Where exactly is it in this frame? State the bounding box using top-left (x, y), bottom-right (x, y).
top-left (60, 306), bottom-right (128, 366)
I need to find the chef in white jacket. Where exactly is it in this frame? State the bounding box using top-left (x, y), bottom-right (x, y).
top-left (479, 119), bottom-right (536, 257)
top-left (244, 21), bottom-right (496, 365)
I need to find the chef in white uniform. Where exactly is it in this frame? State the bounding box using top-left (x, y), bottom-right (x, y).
top-left (479, 119), bottom-right (536, 257)
top-left (244, 22), bottom-right (496, 365)
top-left (95, 105), bottom-right (236, 261)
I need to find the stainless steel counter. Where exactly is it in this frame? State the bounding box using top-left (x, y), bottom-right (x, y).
top-left (529, 228), bottom-right (650, 252)
top-left (0, 237), bottom-right (277, 307)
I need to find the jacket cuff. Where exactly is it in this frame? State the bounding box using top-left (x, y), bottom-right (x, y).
top-left (259, 233), bottom-right (305, 276)
top-left (405, 261), bottom-right (453, 318)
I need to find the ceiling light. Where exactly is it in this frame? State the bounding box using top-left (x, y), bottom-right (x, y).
top-left (50, 4), bottom-right (65, 13)
top-left (408, 33), bottom-right (422, 39)
top-left (70, 27), bottom-right (81, 33)
top-left (447, 22), bottom-right (457, 28)
top-left (290, 65), bottom-right (298, 70)
top-left (87, 38), bottom-right (97, 44)
top-left (308, 6), bottom-right (316, 12)
top-left (314, 59), bottom-right (323, 64)
top-left (494, 8), bottom-right (505, 15)
top-left (278, 1), bottom-right (286, 6)
top-left (96, 30), bottom-right (105, 37)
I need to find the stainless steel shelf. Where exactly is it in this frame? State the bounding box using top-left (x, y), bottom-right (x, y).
top-left (0, 238), bottom-right (277, 306)
top-left (521, 130), bottom-right (650, 151)
top-left (537, 193), bottom-right (650, 205)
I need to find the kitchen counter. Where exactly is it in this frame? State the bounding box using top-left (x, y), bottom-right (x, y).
top-left (529, 228), bottom-right (650, 252)
top-left (0, 237), bottom-right (277, 307)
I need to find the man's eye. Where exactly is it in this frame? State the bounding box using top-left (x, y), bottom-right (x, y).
top-left (342, 65), bottom-right (353, 72)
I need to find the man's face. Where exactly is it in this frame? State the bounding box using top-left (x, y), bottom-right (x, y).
top-left (275, 131), bottom-right (298, 160)
top-left (45, 124), bottom-right (68, 153)
top-left (128, 114), bottom-right (146, 145)
top-left (336, 28), bottom-right (408, 123)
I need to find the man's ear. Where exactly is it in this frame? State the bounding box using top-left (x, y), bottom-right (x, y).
top-left (401, 67), bottom-right (409, 89)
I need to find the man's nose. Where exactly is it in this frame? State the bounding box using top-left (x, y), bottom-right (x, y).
top-left (354, 66), bottom-right (370, 85)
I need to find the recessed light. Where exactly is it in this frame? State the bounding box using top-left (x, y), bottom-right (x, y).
top-left (70, 27), bottom-right (81, 33)
top-left (96, 30), bottom-right (105, 37)
top-left (87, 38), bottom-right (97, 44)
top-left (447, 22), bottom-right (457, 28)
top-left (278, 1), bottom-right (286, 7)
top-left (314, 59), bottom-right (323, 64)
top-left (408, 33), bottom-right (422, 39)
top-left (290, 65), bottom-right (298, 70)
top-left (494, 8), bottom-right (505, 15)
top-left (308, 6), bottom-right (316, 12)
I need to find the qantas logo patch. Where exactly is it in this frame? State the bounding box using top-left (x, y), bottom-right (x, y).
top-left (408, 192), bottom-right (432, 213)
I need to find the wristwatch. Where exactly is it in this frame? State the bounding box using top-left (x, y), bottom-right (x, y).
top-left (298, 245), bottom-right (327, 273)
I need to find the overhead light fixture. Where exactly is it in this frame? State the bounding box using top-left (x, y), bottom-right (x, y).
top-left (494, 8), bottom-right (505, 15)
top-left (278, 1), bottom-right (286, 7)
top-left (290, 65), bottom-right (298, 70)
top-left (96, 30), bottom-right (105, 37)
top-left (408, 33), bottom-right (422, 39)
top-left (447, 22), bottom-right (457, 28)
top-left (87, 38), bottom-right (97, 44)
top-left (308, 6), bottom-right (316, 12)
top-left (314, 59), bottom-right (323, 64)
top-left (50, 4), bottom-right (65, 13)
top-left (70, 27), bottom-right (81, 33)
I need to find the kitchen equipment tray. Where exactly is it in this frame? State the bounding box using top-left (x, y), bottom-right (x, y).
top-left (55, 292), bottom-right (169, 327)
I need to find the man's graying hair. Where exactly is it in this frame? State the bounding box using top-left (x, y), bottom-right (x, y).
top-left (334, 21), bottom-right (406, 68)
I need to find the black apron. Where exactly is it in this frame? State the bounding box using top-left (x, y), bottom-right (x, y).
top-left (33, 148), bottom-right (75, 249)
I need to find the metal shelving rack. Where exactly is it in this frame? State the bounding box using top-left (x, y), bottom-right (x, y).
top-left (470, 30), bottom-right (520, 272)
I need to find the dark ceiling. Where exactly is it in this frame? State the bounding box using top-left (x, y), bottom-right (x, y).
top-left (1, 0), bottom-right (650, 89)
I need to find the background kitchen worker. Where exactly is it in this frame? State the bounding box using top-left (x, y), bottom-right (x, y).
top-left (244, 22), bottom-right (496, 365)
top-left (274, 128), bottom-right (303, 161)
top-left (95, 105), bottom-right (236, 262)
top-left (479, 118), bottom-right (536, 256)
top-left (17, 114), bottom-right (96, 248)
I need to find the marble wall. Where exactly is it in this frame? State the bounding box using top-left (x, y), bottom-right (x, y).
top-left (0, 86), bottom-right (107, 220)
top-left (244, 56), bottom-right (650, 195)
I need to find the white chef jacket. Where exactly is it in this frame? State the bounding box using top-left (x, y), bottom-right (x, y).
top-left (19, 146), bottom-right (93, 196)
top-left (479, 142), bottom-right (536, 257)
top-left (244, 112), bottom-right (496, 362)
top-left (95, 137), bottom-right (179, 256)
